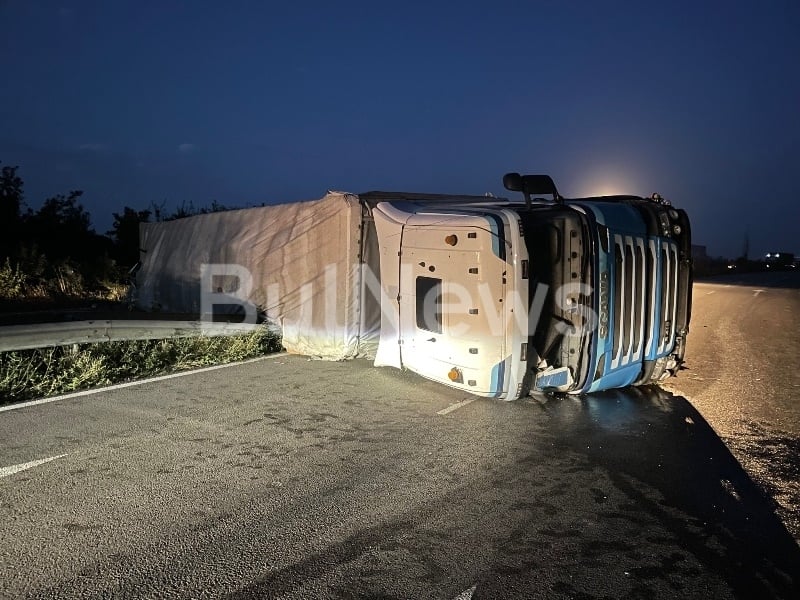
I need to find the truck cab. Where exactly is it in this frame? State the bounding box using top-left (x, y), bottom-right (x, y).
top-left (368, 174), bottom-right (692, 399)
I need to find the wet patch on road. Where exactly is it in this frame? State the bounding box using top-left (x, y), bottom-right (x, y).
top-left (724, 419), bottom-right (800, 540)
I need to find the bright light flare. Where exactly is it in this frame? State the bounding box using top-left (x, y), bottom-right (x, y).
top-left (572, 166), bottom-right (643, 198)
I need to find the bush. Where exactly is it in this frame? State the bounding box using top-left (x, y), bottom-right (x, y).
top-left (0, 257), bottom-right (27, 299)
top-left (0, 326), bottom-right (282, 404)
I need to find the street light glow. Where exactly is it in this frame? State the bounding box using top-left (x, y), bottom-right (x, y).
top-left (574, 168), bottom-right (639, 198)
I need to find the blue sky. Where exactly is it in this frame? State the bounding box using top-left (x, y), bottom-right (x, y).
top-left (1, 0), bottom-right (798, 258)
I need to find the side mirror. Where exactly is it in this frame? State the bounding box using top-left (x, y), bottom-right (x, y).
top-left (503, 172), bottom-right (524, 192)
top-left (502, 173), bottom-right (562, 206)
top-left (521, 174), bottom-right (558, 197)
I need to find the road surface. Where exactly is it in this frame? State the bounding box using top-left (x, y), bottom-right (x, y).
top-left (662, 269), bottom-right (800, 536)
top-left (1, 272), bottom-right (799, 598)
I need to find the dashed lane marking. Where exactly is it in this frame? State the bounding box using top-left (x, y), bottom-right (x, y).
top-left (438, 398), bottom-right (477, 415)
top-left (453, 585), bottom-right (477, 599)
top-left (0, 454), bottom-right (68, 479)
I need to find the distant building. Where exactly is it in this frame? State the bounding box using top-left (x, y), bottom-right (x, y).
top-left (691, 245), bottom-right (708, 261)
top-left (765, 252), bottom-right (796, 270)
top-left (691, 244), bottom-right (733, 275)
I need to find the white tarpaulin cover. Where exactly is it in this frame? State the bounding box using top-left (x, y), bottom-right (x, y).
top-left (136, 192), bottom-right (380, 359)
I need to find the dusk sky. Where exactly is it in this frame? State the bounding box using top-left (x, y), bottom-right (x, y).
top-left (1, 0), bottom-right (798, 259)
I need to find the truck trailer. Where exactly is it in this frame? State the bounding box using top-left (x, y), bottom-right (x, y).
top-left (135, 173), bottom-right (692, 399)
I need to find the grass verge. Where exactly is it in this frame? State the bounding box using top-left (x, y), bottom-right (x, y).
top-left (0, 326), bottom-right (282, 405)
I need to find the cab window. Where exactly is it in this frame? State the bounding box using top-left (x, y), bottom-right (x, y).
top-left (416, 276), bottom-right (442, 333)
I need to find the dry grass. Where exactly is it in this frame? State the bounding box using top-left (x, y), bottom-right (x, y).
top-left (0, 326), bottom-right (282, 404)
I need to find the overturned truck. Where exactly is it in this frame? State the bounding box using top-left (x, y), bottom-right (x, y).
top-left (136, 173), bottom-right (692, 399)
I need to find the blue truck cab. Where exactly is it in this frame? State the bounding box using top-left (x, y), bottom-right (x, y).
top-left (507, 174), bottom-right (693, 394)
top-left (369, 173), bottom-right (692, 399)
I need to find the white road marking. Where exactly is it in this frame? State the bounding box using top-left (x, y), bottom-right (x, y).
top-left (453, 585), bottom-right (476, 599)
top-left (705, 290), bottom-right (715, 295)
top-left (753, 289), bottom-right (765, 297)
top-left (438, 398), bottom-right (477, 415)
top-left (0, 454), bottom-right (68, 479)
top-left (0, 353), bottom-right (288, 413)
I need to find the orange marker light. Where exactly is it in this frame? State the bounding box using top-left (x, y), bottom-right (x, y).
top-left (445, 234), bottom-right (458, 246)
top-left (448, 367), bottom-right (461, 381)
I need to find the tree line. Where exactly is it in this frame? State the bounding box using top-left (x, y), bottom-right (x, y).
top-left (0, 162), bottom-right (229, 303)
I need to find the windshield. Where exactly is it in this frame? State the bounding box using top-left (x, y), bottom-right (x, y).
top-left (519, 207), bottom-right (593, 390)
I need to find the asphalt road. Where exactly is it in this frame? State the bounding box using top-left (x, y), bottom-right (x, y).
top-left (662, 269), bottom-right (800, 537)
top-left (1, 272), bottom-right (799, 599)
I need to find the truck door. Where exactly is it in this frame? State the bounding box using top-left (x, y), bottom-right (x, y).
top-left (398, 223), bottom-right (509, 396)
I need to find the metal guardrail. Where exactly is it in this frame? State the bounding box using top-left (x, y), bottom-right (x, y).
top-left (0, 320), bottom-right (263, 352)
